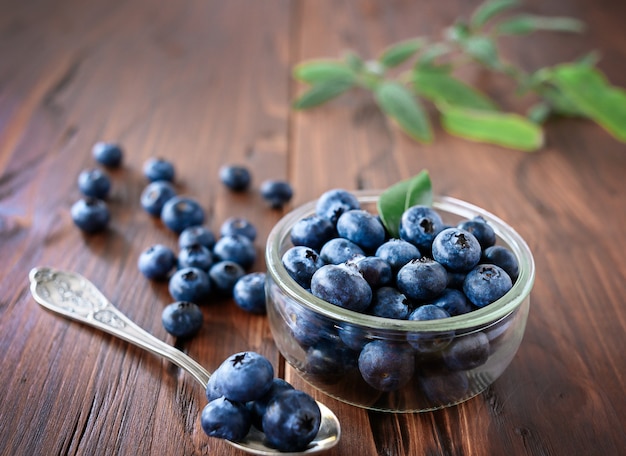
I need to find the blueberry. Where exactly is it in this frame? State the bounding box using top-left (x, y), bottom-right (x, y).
top-left (458, 216), bottom-right (496, 250)
top-left (248, 378), bottom-right (294, 431)
top-left (397, 258), bottom-right (448, 301)
top-left (77, 168), bottom-right (111, 199)
top-left (168, 267), bottom-right (211, 303)
top-left (161, 301), bottom-right (203, 338)
top-left (219, 164), bottom-right (251, 191)
top-left (315, 189), bottom-right (360, 225)
top-left (178, 243), bottom-right (213, 271)
top-left (407, 304), bottom-right (453, 353)
top-left (161, 196), bottom-right (205, 234)
top-left (143, 157), bottom-right (175, 182)
top-left (429, 288), bottom-right (472, 316)
top-left (368, 287), bottom-right (410, 319)
top-left (319, 237), bottom-right (365, 264)
top-left (399, 205), bottom-right (445, 253)
top-left (70, 198), bottom-right (110, 233)
top-left (349, 256), bottom-right (393, 288)
top-left (140, 180), bottom-right (176, 216)
top-left (418, 368), bottom-right (469, 406)
top-left (213, 234), bottom-right (256, 269)
top-left (262, 390), bottom-right (321, 452)
top-left (208, 260), bottom-right (245, 296)
top-left (206, 373), bottom-right (223, 402)
top-left (336, 209), bottom-right (386, 251)
top-left (358, 340), bottom-right (415, 392)
top-left (178, 225), bottom-right (216, 250)
top-left (304, 338), bottom-right (357, 381)
top-left (442, 332), bottom-right (490, 371)
top-left (281, 246), bottom-right (325, 289)
top-left (432, 227), bottom-right (482, 272)
top-left (138, 244), bottom-right (177, 280)
top-left (282, 301), bottom-right (327, 347)
top-left (92, 142), bottom-right (123, 168)
top-left (220, 217), bottom-right (257, 241)
top-left (260, 180), bottom-right (293, 209)
top-left (233, 272), bottom-right (267, 314)
top-left (481, 245), bottom-right (519, 282)
top-left (311, 264), bottom-right (372, 312)
top-left (446, 270), bottom-right (467, 290)
top-left (214, 352), bottom-right (274, 403)
top-left (463, 264), bottom-right (513, 307)
top-left (201, 397), bottom-right (251, 442)
top-left (290, 215), bottom-right (336, 251)
top-left (338, 323), bottom-right (370, 351)
top-left (375, 238), bottom-right (421, 272)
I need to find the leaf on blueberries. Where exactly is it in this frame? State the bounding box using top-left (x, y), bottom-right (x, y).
top-left (293, 79), bottom-right (355, 109)
top-left (496, 14), bottom-right (585, 35)
top-left (293, 60), bottom-right (356, 84)
top-left (379, 39), bottom-right (425, 68)
top-left (548, 64), bottom-right (626, 142)
top-left (439, 105), bottom-right (544, 151)
top-left (414, 67), bottom-right (497, 111)
top-left (377, 170), bottom-right (432, 239)
top-left (374, 81), bottom-right (433, 143)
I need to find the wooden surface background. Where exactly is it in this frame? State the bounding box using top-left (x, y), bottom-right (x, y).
top-left (1, 0), bottom-right (625, 455)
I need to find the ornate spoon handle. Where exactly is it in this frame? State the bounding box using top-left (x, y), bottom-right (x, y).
top-left (28, 266), bottom-right (211, 387)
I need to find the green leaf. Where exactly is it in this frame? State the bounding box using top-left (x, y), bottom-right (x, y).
top-left (416, 43), bottom-right (452, 67)
top-left (439, 105), bottom-right (544, 151)
top-left (413, 68), bottom-right (497, 111)
top-left (344, 51), bottom-right (365, 73)
top-left (527, 102), bottom-right (551, 124)
top-left (379, 39), bottom-right (424, 68)
top-left (377, 170), bottom-right (433, 238)
top-left (293, 60), bottom-right (355, 84)
top-left (496, 14), bottom-right (585, 35)
top-left (470, 0), bottom-right (519, 29)
top-left (462, 36), bottom-right (501, 69)
top-left (548, 64), bottom-right (626, 142)
top-left (375, 81), bottom-right (433, 142)
top-left (292, 79), bottom-right (355, 109)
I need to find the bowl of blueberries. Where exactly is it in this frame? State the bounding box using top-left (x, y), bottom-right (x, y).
top-left (265, 182), bottom-right (535, 412)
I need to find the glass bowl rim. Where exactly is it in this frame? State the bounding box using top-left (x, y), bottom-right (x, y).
top-left (265, 190), bottom-right (535, 333)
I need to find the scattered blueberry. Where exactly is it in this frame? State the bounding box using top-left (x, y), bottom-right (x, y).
top-left (208, 260), bottom-right (246, 296)
top-left (70, 198), bottom-right (110, 233)
top-left (233, 272), bottom-right (267, 314)
top-left (219, 164), bottom-right (251, 191)
top-left (138, 244), bottom-right (177, 280)
top-left (161, 196), bottom-right (205, 234)
top-left (168, 267), bottom-right (211, 303)
top-left (213, 234), bottom-right (256, 269)
top-left (92, 142), bottom-right (123, 168)
top-left (260, 180), bottom-right (293, 209)
top-left (161, 301), bottom-right (203, 338)
top-left (78, 168), bottom-right (111, 199)
top-left (178, 225), bottom-right (216, 250)
top-left (140, 180), bottom-right (176, 216)
top-left (143, 157), bottom-right (175, 182)
top-left (178, 243), bottom-right (213, 271)
top-left (220, 217), bottom-right (257, 241)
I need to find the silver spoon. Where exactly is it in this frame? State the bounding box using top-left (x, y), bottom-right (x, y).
top-left (29, 266), bottom-right (341, 455)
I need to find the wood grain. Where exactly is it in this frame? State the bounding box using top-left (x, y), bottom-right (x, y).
top-left (1, 0), bottom-right (625, 455)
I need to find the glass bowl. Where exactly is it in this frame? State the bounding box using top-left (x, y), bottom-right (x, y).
top-left (265, 190), bottom-right (535, 413)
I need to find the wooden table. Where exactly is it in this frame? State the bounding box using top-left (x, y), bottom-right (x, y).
top-left (2, 0), bottom-right (625, 454)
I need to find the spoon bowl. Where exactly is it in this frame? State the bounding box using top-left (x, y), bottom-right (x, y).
top-left (28, 266), bottom-right (341, 455)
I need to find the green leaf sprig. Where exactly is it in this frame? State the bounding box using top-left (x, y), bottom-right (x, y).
top-left (292, 0), bottom-right (626, 151)
top-left (377, 169), bottom-right (432, 238)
